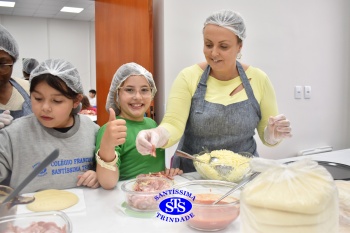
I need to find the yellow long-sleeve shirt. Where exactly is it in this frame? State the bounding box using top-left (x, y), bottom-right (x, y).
top-left (160, 64), bottom-right (279, 147)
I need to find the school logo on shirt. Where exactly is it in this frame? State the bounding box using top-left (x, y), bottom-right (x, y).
top-left (154, 189), bottom-right (195, 222)
top-left (32, 157), bottom-right (93, 177)
top-left (32, 162), bottom-right (47, 177)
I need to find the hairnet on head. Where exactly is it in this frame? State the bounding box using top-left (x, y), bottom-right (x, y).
top-left (30, 58), bottom-right (84, 94)
top-left (22, 58), bottom-right (39, 74)
top-left (0, 24), bottom-right (19, 62)
top-left (203, 9), bottom-right (246, 41)
top-left (106, 62), bottom-right (157, 115)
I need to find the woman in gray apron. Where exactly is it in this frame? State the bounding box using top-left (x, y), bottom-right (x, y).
top-left (135, 10), bottom-right (292, 173)
top-left (0, 24), bottom-right (32, 129)
top-left (171, 61), bottom-right (261, 172)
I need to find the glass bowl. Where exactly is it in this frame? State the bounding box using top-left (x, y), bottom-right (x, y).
top-left (193, 150), bottom-right (252, 183)
top-left (0, 185), bottom-right (14, 203)
top-left (121, 176), bottom-right (173, 212)
top-left (0, 211), bottom-right (72, 233)
top-left (0, 185), bottom-right (17, 218)
top-left (173, 180), bottom-right (240, 231)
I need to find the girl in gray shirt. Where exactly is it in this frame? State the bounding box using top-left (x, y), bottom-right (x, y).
top-left (0, 59), bottom-right (100, 193)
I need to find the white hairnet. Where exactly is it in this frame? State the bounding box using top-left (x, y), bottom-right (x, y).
top-left (0, 24), bottom-right (19, 62)
top-left (22, 58), bottom-right (39, 74)
top-left (30, 58), bottom-right (84, 94)
top-left (204, 9), bottom-right (246, 41)
top-left (106, 62), bottom-right (157, 115)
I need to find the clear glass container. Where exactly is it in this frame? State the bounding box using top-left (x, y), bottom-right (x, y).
top-left (193, 153), bottom-right (251, 183)
top-left (121, 177), bottom-right (173, 212)
top-left (173, 180), bottom-right (240, 231)
top-left (0, 211), bottom-right (72, 233)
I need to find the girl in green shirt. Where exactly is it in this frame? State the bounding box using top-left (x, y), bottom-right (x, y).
top-left (95, 62), bottom-right (182, 190)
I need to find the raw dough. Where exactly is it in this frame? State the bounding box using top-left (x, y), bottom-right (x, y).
top-left (26, 189), bottom-right (78, 212)
top-left (335, 180), bottom-right (350, 228)
top-left (240, 159), bottom-right (339, 233)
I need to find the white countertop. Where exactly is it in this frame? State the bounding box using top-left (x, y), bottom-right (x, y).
top-left (278, 148), bottom-right (350, 165)
top-left (67, 149), bottom-right (350, 232)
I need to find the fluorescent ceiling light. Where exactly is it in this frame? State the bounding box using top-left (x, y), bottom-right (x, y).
top-left (0, 1), bottom-right (15, 7)
top-left (60, 7), bottom-right (84, 13)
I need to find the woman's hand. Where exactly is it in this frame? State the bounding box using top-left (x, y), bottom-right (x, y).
top-left (136, 127), bottom-right (170, 155)
top-left (264, 114), bottom-right (292, 145)
top-left (0, 110), bottom-right (13, 129)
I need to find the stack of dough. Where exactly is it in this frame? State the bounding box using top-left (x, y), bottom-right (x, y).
top-left (335, 180), bottom-right (350, 232)
top-left (240, 158), bottom-right (339, 233)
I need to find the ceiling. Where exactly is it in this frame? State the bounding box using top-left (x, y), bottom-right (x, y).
top-left (0, 0), bottom-right (95, 22)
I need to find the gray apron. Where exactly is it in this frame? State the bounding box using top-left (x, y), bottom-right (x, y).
top-left (0, 79), bottom-right (31, 185)
top-left (0, 78), bottom-right (32, 119)
top-left (172, 61), bottom-right (261, 173)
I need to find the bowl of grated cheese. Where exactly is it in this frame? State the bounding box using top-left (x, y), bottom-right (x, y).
top-left (193, 150), bottom-right (252, 183)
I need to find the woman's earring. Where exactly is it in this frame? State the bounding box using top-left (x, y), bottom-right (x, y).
top-left (237, 52), bottom-right (242, 59)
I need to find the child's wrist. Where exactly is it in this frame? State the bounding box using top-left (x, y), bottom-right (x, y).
top-left (96, 149), bottom-right (118, 171)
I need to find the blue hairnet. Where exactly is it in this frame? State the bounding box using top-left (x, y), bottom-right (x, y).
top-left (204, 10), bottom-right (246, 41)
top-left (106, 62), bottom-right (157, 115)
top-left (0, 24), bottom-right (19, 61)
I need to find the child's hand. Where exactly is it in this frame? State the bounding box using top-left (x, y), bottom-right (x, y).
top-left (102, 108), bottom-right (127, 148)
top-left (77, 170), bottom-right (100, 188)
top-left (164, 168), bottom-right (183, 177)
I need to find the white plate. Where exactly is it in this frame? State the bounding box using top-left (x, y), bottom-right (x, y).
top-left (17, 188), bottom-right (86, 216)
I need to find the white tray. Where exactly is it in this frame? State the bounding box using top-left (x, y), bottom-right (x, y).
top-left (17, 188), bottom-right (86, 216)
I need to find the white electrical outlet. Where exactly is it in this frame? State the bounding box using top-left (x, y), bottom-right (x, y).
top-left (294, 86), bottom-right (302, 99)
top-left (304, 86), bottom-right (311, 99)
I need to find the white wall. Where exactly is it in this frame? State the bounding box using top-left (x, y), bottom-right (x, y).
top-left (0, 15), bottom-right (96, 96)
top-left (154, 0), bottom-right (350, 163)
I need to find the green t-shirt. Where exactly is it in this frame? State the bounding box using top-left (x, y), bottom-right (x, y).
top-left (95, 116), bottom-right (165, 181)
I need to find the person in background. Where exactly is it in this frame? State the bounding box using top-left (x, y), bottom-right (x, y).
top-left (136, 10), bottom-right (292, 173)
top-left (0, 58), bottom-right (101, 193)
top-left (0, 25), bottom-right (32, 129)
top-left (95, 62), bottom-right (182, 190)
top-left (22, 58), bottom-right (39, 80)
top-left (80, 95), bottom-right (97, 115)
top-left (88, 89), bottom-right (97, 107)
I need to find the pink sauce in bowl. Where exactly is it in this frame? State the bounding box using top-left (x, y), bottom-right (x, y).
top-left (188, 193), bottom-right (240, 231)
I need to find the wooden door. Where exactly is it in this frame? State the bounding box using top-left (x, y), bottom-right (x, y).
top-left (95, 0), bottom-right (153, 126)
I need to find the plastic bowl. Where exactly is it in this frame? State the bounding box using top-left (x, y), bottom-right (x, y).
top-left (0, 211), bottom-right (72, 233)
top-left (173, 180), bottom-right (240, 231)
top-left (121, 176), bottom-right (173, 212)
top-left (193, 151), bottom-right (252, 183)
